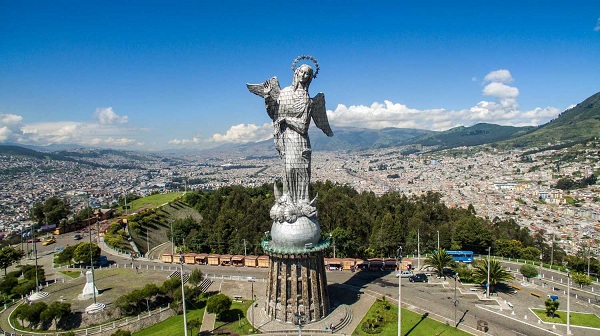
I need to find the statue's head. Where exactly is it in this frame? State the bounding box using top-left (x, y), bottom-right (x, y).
top-left (293, 64), bottom-right (314, 88)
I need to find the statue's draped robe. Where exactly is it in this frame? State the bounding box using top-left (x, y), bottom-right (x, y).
top-left (266, 85), bottom-right (312, 204)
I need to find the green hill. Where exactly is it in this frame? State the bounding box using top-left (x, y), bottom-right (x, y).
top-left (0, 145), bottom-right (64, 160)
top-left (507, 91), bottom-right (600, 148)
top-left (128, 198), bottom-right (201, 255)
top-left (407, 123), bottom-right (535, 150)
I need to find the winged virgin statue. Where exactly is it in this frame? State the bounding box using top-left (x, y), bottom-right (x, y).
top-left (247, 56), bottom-right (333, 223)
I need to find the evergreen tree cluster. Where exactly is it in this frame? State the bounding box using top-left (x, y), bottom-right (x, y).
top-left (554, 174), bottom-right (597, 190)
top-left (180, 181), bottom-right (559, 260)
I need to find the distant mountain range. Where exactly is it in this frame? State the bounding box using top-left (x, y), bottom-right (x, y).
top-left (501, 91), bottom-right (600, 148)
top-left (2, 91), bottom-right (599, 158)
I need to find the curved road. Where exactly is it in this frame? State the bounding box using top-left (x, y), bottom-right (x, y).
top-left (21, 236), bottom-right (600, 336)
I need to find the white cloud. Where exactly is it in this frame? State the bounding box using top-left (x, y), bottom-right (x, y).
top-left (169, 137), bottom-right (203, 145)
top-left (0, 113), bottom-right (25, 142)
top-left (209, 123), bottom-right (272, 143)
top-left (595, 17), bottom-right (600, 31)
top-left (95, 107), bottom-right (128, 125)
top-left (323, 69), bottom-right (561, 131)
top-left (482, 82), bottom-right (519, 99)
top-left (1, 108), bottom-right (142, 148)
top-left (483, 69), bottom-right (514, 83)
top-left (88, 137), bottom-right (141, 147)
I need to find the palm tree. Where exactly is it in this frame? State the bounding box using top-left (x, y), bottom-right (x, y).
top-left (472, 259), bottom-right (514, 293)
top-left (424, 249), bottom-right (454, 277)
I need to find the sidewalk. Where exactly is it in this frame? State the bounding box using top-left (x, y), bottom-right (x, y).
top-left (199, 310), bottom-right (216, 334)
top-left (246, 287), bottom-right (376, 335)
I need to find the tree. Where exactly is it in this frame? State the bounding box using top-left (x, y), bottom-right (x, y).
top-left (554, 178), bottom-right (576, 190)
top-left (520, 264), bottom-right (538, 280)
top-left (161, 277), bottom-right (181, 298)
top-left (424, 249), bottom-right (454, 278)
top-left (13, 304), bottom-right (30, 327)
top-left (494, 239), bottom-right (523, 259)
top-left (23, 301), bottom-right (48, 327)
top-left (31, 196), bottom-right (70, 225)
top-left (187, 319), bottom-right (201, 335)
top-left (55, 244), bottom-right (79, 265)
top-left (0, 246), bottom-right (25, 275)
top-left (544, 298), bottom-right (560, 318)
top-left (23, 265), bottom-right (45, 283)
top-left (41, 301), bottom-right (71, 328)
top-left (73, 242), bottom-right (101, 264)
top-left (12, 281), bottom-right (36, 296)
top-left (188, 268), bottom-right (204, 287)
top-left (0, 276), bottom-right (18, 295)
top-left (519, 246), bottom-right (541, 261)
top-left (472, 259), bottom-right (514, 293)
top-left (571, 272), bottom-right (592, 288)
top-left (206, 294), bottom-right (232, 320)
top-left (454, 262), bottom-right (474, 283)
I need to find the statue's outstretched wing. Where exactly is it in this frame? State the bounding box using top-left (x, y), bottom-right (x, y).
top-left (246, 77), bottom-right (280, 120)
top-left (246, 77), bottom-right (280, 98)
top-left (311, 93), bottom-right (333, 136)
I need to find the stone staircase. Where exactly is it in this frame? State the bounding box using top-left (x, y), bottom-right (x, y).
top-left (199, 278), bottom-right (212, 292)
top-left (167, 270), bottom-right (189, 284)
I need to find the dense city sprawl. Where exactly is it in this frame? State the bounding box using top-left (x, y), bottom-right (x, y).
top-left (1, 141), bottom-right (598, 257)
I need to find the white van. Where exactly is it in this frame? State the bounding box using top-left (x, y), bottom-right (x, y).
top-left (395, 270), bottom-right (413, 278)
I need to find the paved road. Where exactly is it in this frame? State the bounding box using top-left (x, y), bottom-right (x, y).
top-left (14, 238), bottom-right (600, 336)
top-left (106, 258), bottom-right (599, 335)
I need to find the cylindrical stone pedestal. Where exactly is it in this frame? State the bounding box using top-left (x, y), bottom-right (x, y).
top-left (265, 250), bottom-right (329, 323)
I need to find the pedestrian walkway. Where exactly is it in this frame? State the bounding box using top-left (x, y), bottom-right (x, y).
top-left (199, 309), bottom-right (216, 334)
top-left (246, 287), bottom-right (376, 335)
top-left (0, 301), bottom-right (21, 335)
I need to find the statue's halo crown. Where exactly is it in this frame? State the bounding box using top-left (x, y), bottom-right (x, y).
top-left (292, 55), bottom-right (319, 79)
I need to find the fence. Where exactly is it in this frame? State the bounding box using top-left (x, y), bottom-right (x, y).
top-left (6, 303), bottom-right (173, 336)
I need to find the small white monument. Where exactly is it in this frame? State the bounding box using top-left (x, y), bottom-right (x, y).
top-left (80, 269), bottom-right (98, 300)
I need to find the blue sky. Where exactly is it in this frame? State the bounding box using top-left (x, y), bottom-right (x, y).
top-left (1, 1), bottom-right (599, 151)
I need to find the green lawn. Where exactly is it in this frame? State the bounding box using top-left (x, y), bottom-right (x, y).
top-left (213, 301), bottom-right (258, 335)
top-left (532, 309), bottom-right (600, 328)
top-left (120, 192), bottom-right (184, 215)
top-left (353, 298), bottom-right (471, 336)
top-left (134, 300), bottom-right (257, 336)
top-left (58, 270), bottom-right (81, 278)
top-left (134, 308), bottom-right (205, 336)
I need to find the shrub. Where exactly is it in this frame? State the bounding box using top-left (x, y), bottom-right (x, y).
top-left (520, 264), bottom-right (538, 280)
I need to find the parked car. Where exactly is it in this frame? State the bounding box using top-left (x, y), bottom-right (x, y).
top-left (408, 273), bottom-right (428, 283)
top-left (395, 270), bottom-right (414, 278)
top-left (443, 268), bottom-right (456, 278)
top-left (42, 237), bottom-right (56, 246)
top-left (93, 255), bottom-right (110, 267)
top-left (73, 234), bottom-right (82, 240)
top-left (27, 238), bottom-right (41, 243)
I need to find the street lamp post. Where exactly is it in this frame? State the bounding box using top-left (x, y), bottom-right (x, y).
top-left (437, 231), bottom-right (440, 251)
top-left (88, 199), bottom-right (98, 305)
top-left (486, 247), bottom-right (491, 298)
top-left (397, 246), bottom-right (403, 336)
top-left (539, 253), bottom-right (543, 280)
top-left (33, 225), bottom-right (39, 292)
top-left (248, 277), bottom-right (256, 332)
top-left (417, 229), bottom-right (421, 270)
top-left (550, 234), bottom-right (555, 269)
top-left (453, 276), bottom-right (458, 327)
top-left (179, 251), bottom-right (188, 336)
top-left (170, 221), bottom-right (175, 261)
top-left (566, 269), bottom-right (571, 335)
top-left (146, 226), bottom-right (150, 258)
